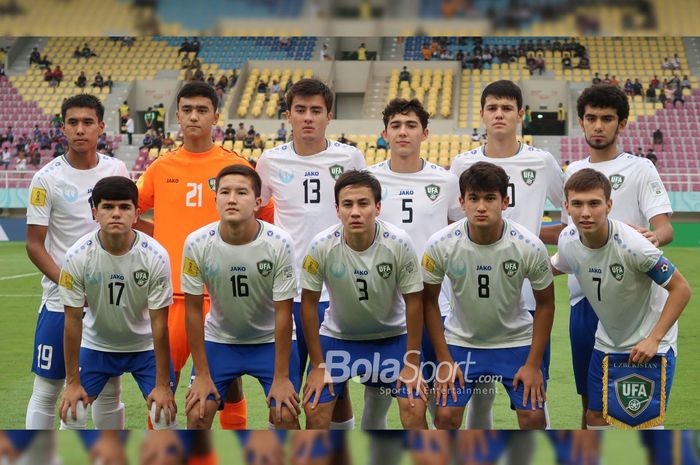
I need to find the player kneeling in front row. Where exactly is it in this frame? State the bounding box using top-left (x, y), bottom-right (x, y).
top-left (301, 170), bottom-right (427, 429)
top-left (551, 169), bottom-right (691, 429)
top-left (183, 165), bottom-right (301, 429)
top-left (59, 176), bottom-right (177, 429)
top-left (421, 161), bottom-right (555, 429)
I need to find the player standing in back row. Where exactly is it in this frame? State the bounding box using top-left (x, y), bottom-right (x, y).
top-left (256, 78), bottom-right (366, 431)
top-left (25, 94), bottom-right (129, 429)
top-left (135, 82), bottom-right (274, 431)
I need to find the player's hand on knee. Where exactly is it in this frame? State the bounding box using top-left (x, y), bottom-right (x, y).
top-left (60, 382), bottom-right (90, 423)
top-left (185, 375), bottom-right (219, 420)
top-left (513, 364), bottom-right (545, 410)
top-left (397, 363), bottom-right (428, 406)
top-left (89, 431), bottom-right (127, 465)
top-left (303, 365), bottom-right (333, 410)
top-left (434, 360), bottom-right (464, 407)
top-left (291, 431), bottom-right (330, 465)
top-left (267, 376), bottom-right (301, 424)
top-left (139, 430), bottom-right (184, 465)
top-left (148, 384), bottom-right (177, 427)
top-left (629, 337), bottom-right (659, 364)
top-left (245, 431), bottom-right (283, 465)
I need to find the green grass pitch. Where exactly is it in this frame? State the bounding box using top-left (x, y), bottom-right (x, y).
top-left (1, 241), bottom-right (698, 429)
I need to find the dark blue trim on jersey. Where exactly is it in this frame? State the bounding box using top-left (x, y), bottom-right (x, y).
top-left (647, 256), bottom-right (675, 286)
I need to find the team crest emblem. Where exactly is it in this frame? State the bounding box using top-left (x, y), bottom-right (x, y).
top-left (609, 174), bottom-right (625, 190)
top-left (257, 260), bottom-right (273, 277)
top-left (610, 263), bottom-right (625, 281)
top-left (615, 374), bottom-right (654, 417)
top-left (329, 165), bottom-right (344, 180)
top-left (425, 184), bottom-right (440, 201)
top-left (502, 260), bottom-right (519, 277)
top-left (521, 169), bottom-right (536, 186)
top-left (376, 263), bottom-right (393, 279)
top-left (133, 270), bottom-right (149, 287)
top-left (207, 178), bottom-right (216, 191)
top-left (278, 168), bottom-right (294, 184)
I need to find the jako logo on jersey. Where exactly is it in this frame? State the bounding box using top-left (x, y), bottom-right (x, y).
top-left (230, 266), bottom-right (247, 272)
top-left (110, 274), bottom-right (125, 280)
top-left (329, 165), bottom-right (344, 180)
top-left (304, 171), bottom-right (320, 176)
top-left (399, 189), bottom-right (414, 196)
top-left (376, 263), bottom-right (393, 279)
top-left (279, 169), bottom-right (294, 184)
top-left (207, 178), bottom-right (216, 191)
top-left (610, 263), bottom-right (625, 281)
top-left (609, 174), bottom-right (625, 190)
top-left (502, 260), bottom-right (519, 277)
top-left (166, 178), bottom-right (179, 183)
top-left (425, 184), bottom-right (440, 201)
top-left (133, 270), bottom-right (149, 287)
top-left (614, 374), bottom-right (654, 417)
top-left (354, 269), bottom-right (369, 276)
top-left (521, 169), bottom-right (536, 186)
top-left (476, 265), bottom-right (492, 271)
top-left (589, 267), bottom-right (602, 274)
top-left (257, 260), bottom-right (273, 277)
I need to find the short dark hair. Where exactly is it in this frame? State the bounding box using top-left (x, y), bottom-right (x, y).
top-left (481, 80), bottom-right (523, 110)
top-left (285, 78), bottom-right (334, 113)
top-left (177, 81), bottom-right (218, 110)
top-left (334, 170), bottom-right (381, 205)
top-left (91, 176), bottom-right (138, 208)
top-left (61, 94), bottom-right (104, 122)
top-left (576, 84), bottom-right (629, 121)
top-left (458, 161), bottom-right (509, 198)
top-left (564, 168), bottom-right (612, 200)
top-left (382, 98), bottom-right (429, 129)
top-left (215, 164), bottom-right (261, 197)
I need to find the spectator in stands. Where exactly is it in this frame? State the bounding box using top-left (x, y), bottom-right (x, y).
top-left (105, 75), bottom-right (113, 93)
top-left (183, 67), bottom-right (194, 82)
top-left (320, 44), bottom-right (330, 61)
top-left (126, 115), bottom-right (134, 145)
top-left (649, 75), bottom-right (660, 90)
top-left (235, 123), bottom-right (246, 140)
top-left (178, 39), bottom-right (191, 57)
top-left (653, 128), bottom-right (664, 146)
top-left (119, 101), bottom-right (129, 127)
top-left (671, 53), bottom-right (681, 70)
top-left (623, 78), bottom-right (634, 96)
top-left (253, 133), bottom-right (264, 150)
top-left (96, 133), bottom-right (108, 151)
top-left (659, 87), bottom-right (668, 106)
top-left (646, 85), bottom-right (657, 102)
top-left (181, 55), bottom-right (191, 69)
top-left (421, 43), bottom-right (432, 61)
top-left (470, 127), bottom-right (481, 142)
top-left (602, 74), bottom-right (611, 84)
top-left (275, 123), bottom-right (287, 142)
top-left (646, 148), bottom-right (657, 165)
top-left (2, 126), bottom-right (13, 145)
top-left (141, 130), bottom-right (154, 150)
top-left (31, 125), bottom-right (41, 142)
top-left (376, 133), bottom-right (387, 149)
top-left (121, 36), bottom-right (134, 47)
top-left (440, 48), bottom-right (454, 60)
top-left (44, 67), bottom-right (54, 83)
top-left (532, 55), bottom-right (545, 75)
top-left (15, 150), bottom-right (27, 170)
top-left (522, 105), bottom-right (532, 135)
top-left (39, 132), bottom-right (51, 150)
top-left (29, 47), bottom-right (41, 66)
top-left (152, 129), bottom-right (164, 150)
top-left (81, 43), bottom-right (97, 61)
top-left (279, 37), bottom-right (290, 49)
top-left (144, 106), bottom-right (156, 129)
top-left (14, 135), bottom-right (26, 152)
top-left (673, 85), bottom-right (685, 108)
top-left (455, 49), bottom-right (465, 63)
top-left (229, 71), bottom-right (238, 89)
top-left (206, 73), bottom-right (215, 86)
top-left (577, 54), bottom-right (590, 69)
top-left (632, 78), bottom-right (643, 96)
top-left (53, 142), bottom-right (66, 158)
top-left (103, 143), bottom-right (115, 157)
top-left (216, 74), bottom-right (228, 91)
top-left (557, 102), bottom-right (566, 122)
top-left (38, 55), bottom-right (52, 70)
top-left (256, 80), bottom-right (267, 94)
top-left (277, 98), bottom-right (287, 119)
top-left (662, 57), bottom-right (672, 70)
top-left (224, 124), bottom-right (236, 142)
top-left (472, 53), bottom-right (483, 70)
top-left (681, 75), bottom-right (691, 90)
top-left (247, 125), bottom-right (256, 137)
top-left (52, 66), bottom-right (63, 87)
top-left (242, 131), bottom-right (255, 149)
top-left (337, 133), bottom-right (357, 146)
top-left (270, 80), bottom-right (280, 95)
top-left (27, 143), bottom-right (40, 167)
top-left (1, 146), bottom-right (11, 170)
top-left (191, 57), bottom-right (201, 69)
top-left (162, 132), bottom-right (175, 149)
top-left (635, 147), bottom-right (644, 157)
top-left (91, 71), bottom-right (105, 89)
top-left (191, 38), bottom-right (201, 57)
top-left (592, 73), bottom-right (602, 85)
top-left (0, 63), bottom-right (5, 80)
top-left (72, 46), bottom-right (82, 60)
top-left (610, 75), bottom-right (619, 87)
top-left (75, 71), bottom-right (87, 88)
top-left (357, 43), bottom-right (367, 60)
top-left (562, 55), bottom-right (572, 70)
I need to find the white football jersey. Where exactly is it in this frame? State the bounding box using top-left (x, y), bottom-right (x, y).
top-left (256, 140), bottom-right (366, 302)
top-left (450, 143), bottom-right (565, 313)
top-left (59, 231), bottom-right (173, 352)
top-left (181, 221), bottom-right (297, 344)
top-left (422, 219), bottom-right (553, 349)
top-left (26, 154), bottom-right (130, 312)
top-left (562, 153), bottom-right (673, 305)
top-left (552, 220), bottom-right (677, 354)
top-left (300, 219), bottom-right (423, 341)
top-left (367, 159), bottom-right (463, 316)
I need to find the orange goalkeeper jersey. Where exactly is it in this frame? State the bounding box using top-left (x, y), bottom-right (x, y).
top-left (137, 144), bottom-right (274, 295)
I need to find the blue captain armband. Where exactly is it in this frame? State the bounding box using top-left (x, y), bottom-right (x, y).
top-left (646, 256), bottom-right (675, 286)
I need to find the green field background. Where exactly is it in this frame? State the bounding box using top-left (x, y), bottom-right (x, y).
top-left (1, 242), bottom-right (698, 429)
